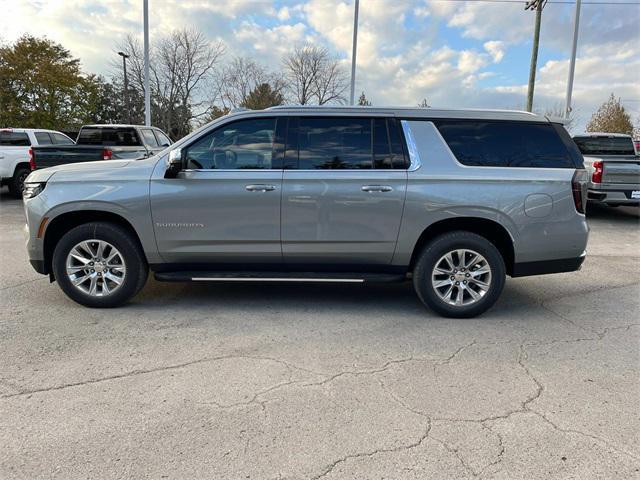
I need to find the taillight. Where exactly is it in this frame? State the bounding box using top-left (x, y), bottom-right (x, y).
top-left (572, 169), bottom-right (587, 214)
top-left (28, 148), bottom-right (36, 170)
top-left (591, 160), bottom-right (603, 184)
top-left (102, 148), bottom-right (113, 160)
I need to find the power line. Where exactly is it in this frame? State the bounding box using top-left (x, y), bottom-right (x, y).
top-left (429, 0), bottom-right (640, 4)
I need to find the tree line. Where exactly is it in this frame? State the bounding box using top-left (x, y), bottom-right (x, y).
top-left (0, 31), bottom-right (355, 139)
top-left (0, 31), bottom-right (636, 140)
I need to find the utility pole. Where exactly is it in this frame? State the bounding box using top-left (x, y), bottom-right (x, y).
top-left (143, 0), bottom-right (151, 126)
top-left (565, 0), bottom-right (582, 119)
top-left (349, 0), bottom-right (359, 106)
top-left (117, 51), bottom-right (130, 123)
top-left (525, 0), bottom-right (546, 112)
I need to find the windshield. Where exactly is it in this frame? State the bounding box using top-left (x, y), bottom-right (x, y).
top-left (573, 136), bottom-right (636, 156)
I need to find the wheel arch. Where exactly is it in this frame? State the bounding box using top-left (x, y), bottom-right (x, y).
top-left (409, 217), bottom-right (515, 276)
top-left (43, 210), bottom-right (147, 277)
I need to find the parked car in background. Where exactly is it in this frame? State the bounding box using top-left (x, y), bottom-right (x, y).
top-left (573, 132), bottom-right (640, 207)
top-left (0, 128), bottom-right (74, 197)
top-left (31, 124), bottom-right (172, 171)
top-left (23, 107), bottom-right (589, 318)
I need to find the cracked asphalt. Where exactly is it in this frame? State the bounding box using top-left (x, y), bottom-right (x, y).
top-left (1, 192), bottom-right (639, 479)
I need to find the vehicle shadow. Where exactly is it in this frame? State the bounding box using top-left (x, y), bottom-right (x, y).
top-left (586, 203), bottom-right (639, 222)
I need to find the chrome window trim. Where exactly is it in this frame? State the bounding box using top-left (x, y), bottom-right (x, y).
top-left (401, 120), bottom-right (422, 172)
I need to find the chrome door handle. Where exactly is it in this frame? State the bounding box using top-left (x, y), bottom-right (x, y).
top-left (246, 184), bottom-right (276, 192)
top-left (361, 185), bottom-right (393, 193)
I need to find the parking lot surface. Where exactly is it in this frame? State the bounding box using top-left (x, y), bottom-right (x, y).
top-left (1, 193), bottom-right (638, 479)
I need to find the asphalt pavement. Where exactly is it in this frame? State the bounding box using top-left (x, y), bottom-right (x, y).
top-left (1, 192), bottom-right (638, 479)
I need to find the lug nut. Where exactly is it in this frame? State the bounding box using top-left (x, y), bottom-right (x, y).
top-left (455, 281), bottom-right (460, 285)
top-left (466, 273), bottom-right (470, 277)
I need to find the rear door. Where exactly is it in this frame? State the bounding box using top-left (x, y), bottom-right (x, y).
top-left (281, 116), bottom-right (408, 267)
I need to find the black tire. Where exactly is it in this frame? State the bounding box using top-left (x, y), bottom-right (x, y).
top-left (412, 231), bottom-right (506, 318)
top-left (52, 222), bottom-right (148, 308)
top-left (8, 166), bottom-right (30, 198)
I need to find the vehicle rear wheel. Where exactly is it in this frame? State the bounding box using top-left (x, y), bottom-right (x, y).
top-left (8, 166), bottom-right (30, 198)
top-left (412, 231), bottom-right (505, 318)
top-left (52, 222), bottom-right (148, 308)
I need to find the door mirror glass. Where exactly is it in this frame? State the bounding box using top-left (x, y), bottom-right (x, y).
top-left (164, 149), bottom-right (183, 178)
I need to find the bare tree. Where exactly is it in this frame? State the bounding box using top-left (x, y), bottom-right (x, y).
top-left (543, 101), bottom-right (576, 132)
top-left (217, 56), bottom-right (285, 109)
top-left (113, 28), bottom-right (224, 138)
top-left (282, 45), bottom-right (348, 105)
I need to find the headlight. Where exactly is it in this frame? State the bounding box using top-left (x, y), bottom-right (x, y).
top-left (23, 182), bottom-right (46, 200)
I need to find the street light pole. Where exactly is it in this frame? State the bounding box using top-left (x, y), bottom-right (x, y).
top-left (525, 0), bottom-right (546, 112)
top-left (349, 0), bottom-right (359, 106)
top-left (117, 51), bottom-right (130, 124)
top-left (565, 0), bottom-right (582, 119)
top-left (143, 0), bottom-right (151, 126)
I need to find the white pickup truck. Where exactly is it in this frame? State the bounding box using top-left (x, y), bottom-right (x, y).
top-left (573, 132), bottom-right (640, 207)
top-left (0, 128), bottom-right (74, 197)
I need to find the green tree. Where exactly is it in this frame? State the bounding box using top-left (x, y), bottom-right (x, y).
top-left (0, 35), bottom-right (93, 128)
top-left (241, 83), bottom-right (284, 110)
top-left (201, 105), bottom-right (231, 125)
top-left (586, 93), bottom-right (634, 135)
top-left (358, 92), bottom-right (371, 106)
top-left (81, 75), bottom-right (127, 124)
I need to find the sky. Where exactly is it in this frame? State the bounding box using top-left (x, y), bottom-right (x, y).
top-left (1, 0), bottom-right (639, 132)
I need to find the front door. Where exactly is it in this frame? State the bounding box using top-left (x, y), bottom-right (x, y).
top-left (282, 116), bottom-right (408, 268)
top-left (150, 117), bottom-right (285, 266)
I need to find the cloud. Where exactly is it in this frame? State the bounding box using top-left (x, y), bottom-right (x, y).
top-left (484, 41), bottom-right (505, 63)
top-left (1, 0), bottom-right (638, 131)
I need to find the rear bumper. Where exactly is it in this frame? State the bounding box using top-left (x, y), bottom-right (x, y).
top-left (511, 252), bottom-right (586, 278)
top-left (587, 185), bottom-right (640, 206)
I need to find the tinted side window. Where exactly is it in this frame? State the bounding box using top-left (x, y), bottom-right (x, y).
top-left (0, 131), bottom-right (30, 146)
top-left (434, 120), bottom-right (576, 168)
top-left (140, 129), bottom-right (159, 147)
top-left (185, 118), bottom-right (276, 170)
top-left (35, 132), bottom-right (53, 145)
top-left (298, 118), bottom-right (372, 169)
top-left (51, 132), bottom-right (74, 145)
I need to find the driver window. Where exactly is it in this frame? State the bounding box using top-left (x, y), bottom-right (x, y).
top-left (185, 118), bottom-right (276, 170)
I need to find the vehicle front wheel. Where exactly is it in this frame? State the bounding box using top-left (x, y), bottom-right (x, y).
top-left (52, 222), bottom-right (148, 308)
top-left (8, 166), bottom-right (30, 198)
top-left (412, 231), bottom-right (506, 318)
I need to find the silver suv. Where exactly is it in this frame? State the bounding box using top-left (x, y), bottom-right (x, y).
top-left (23, 107), bottom-right (589, 318)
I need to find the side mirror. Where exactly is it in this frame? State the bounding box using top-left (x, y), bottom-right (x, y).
top-left (164, 149), bottom-right (183, 178)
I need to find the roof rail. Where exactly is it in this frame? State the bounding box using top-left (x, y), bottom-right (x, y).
top-left (230, 107), bottom-right (251, 114)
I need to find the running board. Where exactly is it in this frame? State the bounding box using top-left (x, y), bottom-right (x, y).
top-left (154, 271), bottom-right (405, 283)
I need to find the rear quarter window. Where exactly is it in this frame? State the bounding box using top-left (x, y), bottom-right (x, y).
top-left (434, 120), bottom-right (580, 168)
